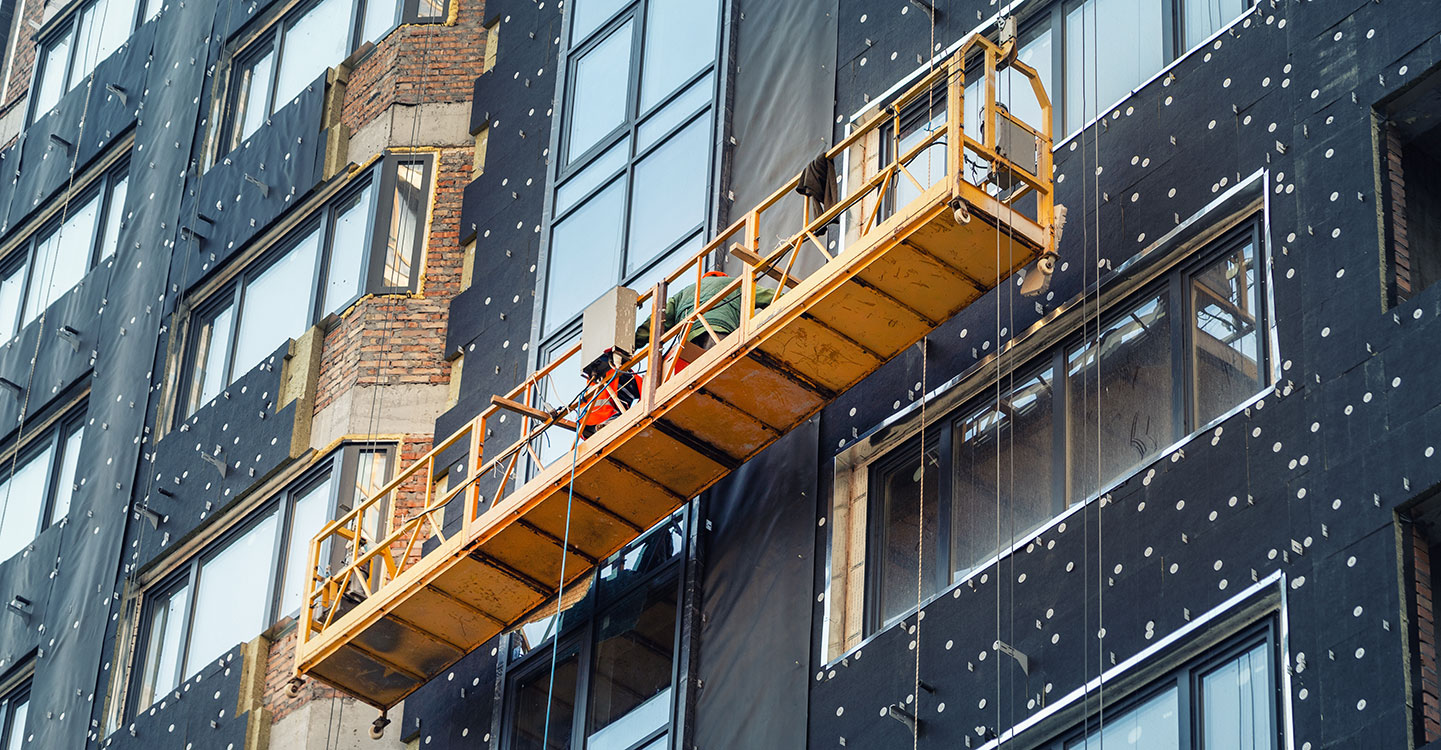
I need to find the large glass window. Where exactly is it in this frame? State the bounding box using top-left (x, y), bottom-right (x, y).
top-left (0, 408), bottom-right (86, 563)
top-left (29, 0), bottom-right (157, 124)
top-left (505, 512), bottom-right (685, 750)
top-left (0, 677), bottom-right (29, 750)
top-left (864, 222), bottom-right (1269, 633)
top-left (130, 444), bottom-right (393, 713)
top-left (954, 0), bottom-right (1252, 136)
top-left (180, 156), bottom-right (430, 417)
top-left (1039, 629), bottom-right (1278, 750)
top-left (541, 0), bottom-right (722, 342)
top-left (0, 166), bottom-right (129, 343)
top-left (222, 0), bottom-right (447, 151)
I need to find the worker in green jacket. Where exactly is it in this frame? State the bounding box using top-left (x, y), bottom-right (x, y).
top-left (632, 271), bottom-right (777, 354)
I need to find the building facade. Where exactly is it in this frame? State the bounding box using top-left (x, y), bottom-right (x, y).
top-left (0, 0), bottom-right (1430, 748)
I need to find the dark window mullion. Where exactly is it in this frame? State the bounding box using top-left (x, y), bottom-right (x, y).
top-left (35, 428), bottom-right (63, 532)
top-left (1169, 274), bottom-right (1188, 437)
top-left (1163, 0), bottom-right (1181, 63)
top-left (934, 424), bottom-right (954, 590)
top-left (308, 210), bottom-right (334, 325)
top-left (219, 282), bottom-right (245, 385)
top-left (263, 30), bottom-right (283, 118)
top-left (366, 156), bottom-right (397, 293)
top-left (1051, 348), bottom-right (1068, 514)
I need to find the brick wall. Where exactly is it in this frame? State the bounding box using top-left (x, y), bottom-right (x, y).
top-left (1385, 123), bottom-right (1414, 304)
top-left (339, 0), bottom-right (485, 136)
top-left (313, 148), bottom-right (470, 414)
top-left (1413, 522), bottom-right (1441, 743)
top-left (261, 0), bottom-right (481, 734)
top-left (1, 0), bottom-right (46, 115)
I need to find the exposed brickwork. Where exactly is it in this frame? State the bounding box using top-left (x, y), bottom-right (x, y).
top-left (257, 0), bottom-right (480, 735)
top-left (1386, 123), bottom-right (1413, 303)
top-left (261, 621), bottom-right (344, 724)
top-left (1, 0), bottom-right (47, 115)
top-left (1414, 523), bottom-right (1441, 743)
top-left (313, 148), bottom-right (470, 415)
top-left (339, 0), bottom-right (486, 136)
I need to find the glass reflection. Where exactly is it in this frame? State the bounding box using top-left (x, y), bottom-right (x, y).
top-left (876, 441), bottom-right (939, 626)
top-left (1067, 686), bottom-right (1180, 750)
top-left (511, 650), bottom-right (579, 750)
top-left (1192, 241), bottom-right (1260, 426)
top-left (138, 584), bottom-right (188, 709)
top-left (1067, 293), bottom-right (1174, 500)
top-left (1201, 643), bottom-right (1273, 749)
top-left (274, 0), bottom-right (349, 109)
top-left (325, 184), bottom-right (373, 312)
top-left (545, 178), bottom-right (626, 334)
top-left (627, 114), bottom-right (710, 274)
top-left (952, 367), bottom-right (1055, 581)
top-left (1184, 0), bottom-right (1249, 50)
top-left (586, 579), bottom-right (677, 748)
top-left (0, 446), bottom-right (53, 561)
top-left (383, 163), bottom-right (426, 287)
top-left (638, 0), bottom-right (719, 111)
top-left (566, 22), bottom-right (634, 163)
top-left (1064, 0), bottom-right (1163, 130)
top-left (232, 230), bottom-right (320, 377)
top-left (185, 510), bottom-right (279, 674)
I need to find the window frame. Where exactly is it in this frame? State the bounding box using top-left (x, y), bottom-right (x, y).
top-left (0, 672), bottom-right (30, 750)
top-left (0, 162), bottom-right (129, 341)
top-left (501, 509), bottom-right (689, 750)
top-left (538, 0), bottom-right (723, 345)
top-left (0, 402), bottom-right (87, 561)
top-left (1037, 621), bottom-right (1281, 750)
top-left (126, 442), bottom-right (395, 716)
top-left (369, 154), bottom-right (432, 294)
top-left (176, 154), bottom-right (431, 420)
top-left (861, 220), bottom-right (1269, 638)
top-left (1044, 0), bottom-right (1253, 135)
top-left (218, 0), bottom-right (448, 153)
top-left (27, 0), bottom-right (153, 125)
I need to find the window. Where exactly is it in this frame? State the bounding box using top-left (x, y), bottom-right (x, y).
top-left (540, 0), bottom-right (722, 345)
top-left (1038, 628), bottom-right (1278, 749)
top-left (0, 408), bottom-right (85, 563)
top-left (29, 0), bottom-right (160, 124)
top-left (860, 222), bottom-right (1268, 635)
top-left (505, 511), bottom-right (685, 750)
top-left (0, 677), bottom-right (28, 750)
top-left (222, 0), bottom-right (446, 151)
top-left (130, 444), bottom-right (392, 713)
top-left (180, 155), bottom-right (430, 417)
top-left (1380, 67), bottom-right (1441, 305)
top-left (0, 166), bottom-right (127, 343)
top-left (934, 0), bottom-right (1252, 137)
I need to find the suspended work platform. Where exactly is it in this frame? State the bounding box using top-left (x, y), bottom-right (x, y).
top-left (295, 33), bottom-right (1057, 711)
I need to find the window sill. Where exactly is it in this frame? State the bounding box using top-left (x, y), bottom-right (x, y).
top-left (823, 381), bottom-right (1278, 669)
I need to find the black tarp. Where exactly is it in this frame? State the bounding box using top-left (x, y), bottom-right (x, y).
top-left (694, 418), bottom-right (817, 750)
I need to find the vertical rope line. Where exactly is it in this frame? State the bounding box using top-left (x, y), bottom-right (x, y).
top-left (911, 8), bottom-right (937, 748)
top-left (1076, 0), bottom-right (1093, 742)
top-left (541, 378), bottom-right (611, 749)
top-left (1087, 0), bottom-right (1106, 743)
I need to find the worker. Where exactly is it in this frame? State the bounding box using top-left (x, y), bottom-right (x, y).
top-left (632, 270), bottom-right (776, 369)
top-left (577, 272), bottom-right (776, 438)
top-left (577, 347), bottom-right (642, 439)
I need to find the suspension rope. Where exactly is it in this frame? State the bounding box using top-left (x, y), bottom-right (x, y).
top-left (540, 375), bottom-right (616, 749)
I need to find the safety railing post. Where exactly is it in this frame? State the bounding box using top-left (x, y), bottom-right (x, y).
top-left (645, 281), bottom-right (664, 413)
top-left (466, 417), bottom-right (482, 534)
top-left (740, 211), bottom-right (759, 338)
top-left (984, 46), bottom-right (997, 153)
top-left (948, 52), bottom-right (964, 195)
